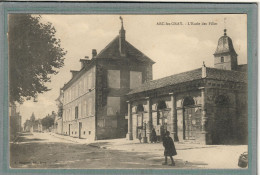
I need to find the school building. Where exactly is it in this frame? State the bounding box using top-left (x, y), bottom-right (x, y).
top-left (60, 18), bottom-right (247, 144)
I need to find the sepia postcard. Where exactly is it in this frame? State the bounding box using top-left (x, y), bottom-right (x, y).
top-left (0, 2), bottom-right (257, 175)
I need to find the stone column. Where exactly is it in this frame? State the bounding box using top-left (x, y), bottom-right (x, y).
top-left (127, 101), bottom-right (133, 140)
top-left (146, 97), bottom-right (152, 143)
top-left (199, 87), bottom-right (210, 144)
top-left (170, 93), bottom-right (178, 141)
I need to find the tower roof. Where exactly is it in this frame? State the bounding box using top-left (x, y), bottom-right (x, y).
top-left (214, 29), bottom-right (237, 56)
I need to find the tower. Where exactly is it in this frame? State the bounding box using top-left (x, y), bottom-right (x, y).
top-left (213, 29), bottom-right (238, 70)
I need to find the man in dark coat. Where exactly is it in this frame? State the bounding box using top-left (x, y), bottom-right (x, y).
top-left (162, 131), bottom-right (177, 166)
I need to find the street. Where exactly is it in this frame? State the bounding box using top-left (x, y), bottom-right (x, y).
top-left (10, 132), bottom-right (247, 169)
top-left (10, 132), bottom-right (178, 169)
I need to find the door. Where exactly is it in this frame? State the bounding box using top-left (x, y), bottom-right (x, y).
top-left (69, 124), bottom-right (71, 136)
top-left (79, 122), bottom-right (82, 138)
top-left (184, 108), bottom-right (196, 140)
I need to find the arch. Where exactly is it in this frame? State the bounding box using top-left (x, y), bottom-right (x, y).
top-left (157, 100), bottom-right (167, 110)
top-left (215, 95), bottom-right (229, 106)
top-left (136, 104), bottom-right (144, 113)
top-left (183, 96), bottom-right (195, 107)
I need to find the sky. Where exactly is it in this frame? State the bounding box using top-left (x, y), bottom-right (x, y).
top-left (16, 14), bottom-right (247, 124)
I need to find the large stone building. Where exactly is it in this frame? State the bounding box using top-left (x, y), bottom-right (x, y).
top-left (61, 18), bottom-right (154, 140)
top-left (126, 29), bottom-right (247, 145)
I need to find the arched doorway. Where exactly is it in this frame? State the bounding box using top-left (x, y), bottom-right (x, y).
top-left (157, 100), bottom-right (168, 130)
top-left (183, 96), bottom-right (201, 140)
top-left (156, 100), bottom-right (170, 141)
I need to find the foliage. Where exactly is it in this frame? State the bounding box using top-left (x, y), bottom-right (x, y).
top-left (41, 112), bottom-right (56, 129)
top-left (9, 14), bottom-right (66, 103)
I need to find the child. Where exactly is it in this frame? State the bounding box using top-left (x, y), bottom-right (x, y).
top-left (162, 131), bottom-right (177, 166)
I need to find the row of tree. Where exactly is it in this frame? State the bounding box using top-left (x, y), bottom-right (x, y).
top-left (24, 112), bottom-right (56, 132)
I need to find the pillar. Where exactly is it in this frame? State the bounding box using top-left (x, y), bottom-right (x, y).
top-left (170, 93), bottom-right (178, 141)
top-left (199, 87), bottom-right (211, 144)
top-left (146, 97), bottom-right (152, 143)
top-left (126, 101), bottom-right (133, 140)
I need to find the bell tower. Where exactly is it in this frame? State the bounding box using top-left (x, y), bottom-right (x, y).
top-left (213, 29), bottom-right (238, 70)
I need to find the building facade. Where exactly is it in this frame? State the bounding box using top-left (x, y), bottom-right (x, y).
top-left (9, 104), bottom-right (22, 140)
top-left (126, 29), bottom-right (247, 145)
top-left (61, 19), bottom-right (154, 140)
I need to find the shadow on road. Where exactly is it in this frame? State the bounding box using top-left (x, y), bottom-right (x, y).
top-left (13, 133), bottom-right (47, 143)
top-left (10, 136), bottom-right (208, 169)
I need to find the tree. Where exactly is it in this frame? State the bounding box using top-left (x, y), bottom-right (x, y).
top-left (9, 14), bottom-right (66, 103)
top-left (41, 114), bottom-right (55, 129)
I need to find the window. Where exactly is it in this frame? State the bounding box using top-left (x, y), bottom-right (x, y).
top-left (84, 77), bottom-right (87, 91)
top-left (75, 106), bottom-right (78, 119)
top-left (86, 97), bottom-right (93, 116)
top-left (78, 103), bottom-right (81, 118)
top-left (107, 97), bottom-right (120, 116)
top-left (221, 56), bottom-right (224, 63)
top-left (130, 71), bottom-right (142, 89)
top-left (79, 81), bottom-right (82, 95)
top-left (76, 84), bottom-right (79, 98)
top-left (107, 70), bottom-right (120, 88)
top-left (87, 74), bottom-right (92, 90)
top-left (68, 89), bottom-right (71, 102)
top-left (98, 119), bottom-right (105, 128)
top-left (83, 100), bottom-right (86, 117)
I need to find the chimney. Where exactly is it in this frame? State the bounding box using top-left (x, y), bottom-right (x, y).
top-left (70, 70), bottom-right (79, 78)
top-left (80, 56), bottom-right (91, 68)
top-left (92, 49), bottom-right (97, 58)
top-left (119, 16), bottom-right (126, 56)
top-left (202, 61), bottom-right (207, 78)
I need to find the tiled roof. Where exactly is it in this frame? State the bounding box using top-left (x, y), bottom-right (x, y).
top-left (206, 67), bottom-right (247, 82)
top-left (128, 68), bottom-right (202, 95)
top-left (128, 67), bottom-right (247, 95)
top-left (96, 36), bottom-right (155, 63)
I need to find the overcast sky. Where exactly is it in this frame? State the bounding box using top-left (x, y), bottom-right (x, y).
top-left (17, 14), bottom-right (247, 124)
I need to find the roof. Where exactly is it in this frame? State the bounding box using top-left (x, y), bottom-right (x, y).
top-left (214, 34), bottom-right (237, 56)
top-left (96, 36), bottom-right (155, 64)
top-left (127, 67), bottom-right (247, 95)
top-left (128, 68), bottom-right (202, 95)
top-left (205, 67), bottom-right (247, 82)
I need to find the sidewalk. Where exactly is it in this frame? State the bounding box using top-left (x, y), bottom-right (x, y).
top-left (49, 132), bottom-right (248, 169)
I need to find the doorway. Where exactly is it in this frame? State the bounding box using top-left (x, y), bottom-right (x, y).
top-left (79, 122), bottom-right (82, 139)
top-left (182, 97), bottom-right (201, 140)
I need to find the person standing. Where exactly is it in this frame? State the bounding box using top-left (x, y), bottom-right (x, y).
top-left (138, 132), bottom-right (142, 143)
top-left (162, 131), bottom-right (177, 166)
top-left (150, 128), bottom-right (157, 143)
